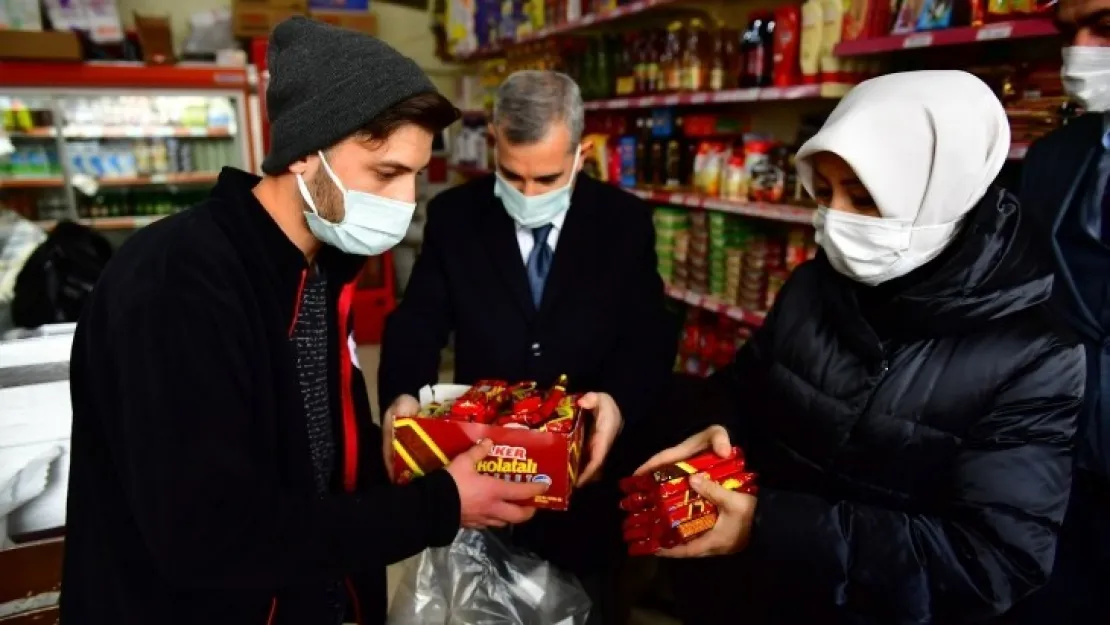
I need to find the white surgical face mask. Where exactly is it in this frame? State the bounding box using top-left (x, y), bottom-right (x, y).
top-left (1062, 46), bottom-right (1110, 112)
top-left (494, 150), bottom-right (580, 228)
top-left (814, 206), bottom-right (959, 286)
top-left (296, 151), bottom-right (416, 256)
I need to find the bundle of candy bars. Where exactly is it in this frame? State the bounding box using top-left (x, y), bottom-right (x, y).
top-left (419, 374), bottom-right (581, 434)
top-left (619, 447), bottom-right (758, 556)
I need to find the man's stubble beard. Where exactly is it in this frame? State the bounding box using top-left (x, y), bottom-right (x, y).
top-left (302, 169), bottom-right (345, 224)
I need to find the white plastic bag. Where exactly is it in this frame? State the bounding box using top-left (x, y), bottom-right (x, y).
top-left (388, 529), bottom-right (591, 625)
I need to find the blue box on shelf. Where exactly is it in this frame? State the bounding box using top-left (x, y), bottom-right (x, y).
top-left (309, 0), bottom-right (368, 11)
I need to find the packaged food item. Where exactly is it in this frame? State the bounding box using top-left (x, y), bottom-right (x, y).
top-left (393, 376), bottom-right (588, 510)
top-left (800, 0), bottom-right (824, 84)
top-left (620, 446), bottom-right (742, 493)
top-left (819, 0), bottom-right (844, 83)
top-left (619, 457), bottom-right (748, 510)
top-left (449, 379), bottom-right (512, 423)
top-left (740, 12), bottom-right (775, 88)
top-left (619, 448), bottom-right (759, 555)
top-left (772, 5), bottom-right (802, 87)
top-left (915, 0), bottom-right (954, 29)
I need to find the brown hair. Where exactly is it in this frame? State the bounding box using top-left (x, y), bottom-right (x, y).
top-left (354, 91), bottom-right (460, 145)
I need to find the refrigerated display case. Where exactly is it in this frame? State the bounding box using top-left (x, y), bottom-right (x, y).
top-left (0, 62), bottom-right (265, 234)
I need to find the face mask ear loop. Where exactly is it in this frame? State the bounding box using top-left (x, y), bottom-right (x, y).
top-left (316, 150), bottom-right (348, 194)
top-left (296, 174), bottom-right (322, 217)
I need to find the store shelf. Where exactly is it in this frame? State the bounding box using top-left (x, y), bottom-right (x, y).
top-left (584, 83), bottom-right (854, 110)
top-left (96, 172), bottom-right (219, 187)
top-left (63, 126), bottom-right (234, 139)
top-left (6, 128), bottom-right (56, 139)
top-left (453, 0), bottom-right (687, 60)
top-left (835, 19), bottom-right (1058, 56)
top-left (35, 215), bottom-right (167, 231)
top-left (627, 188), bottom-right (816, 225)
top-left (0, 177), bottom-right (65, 189)
top-left (0, 61), bottom-right (254, 90)
top-left (665, 283), bottom-right (766, 326)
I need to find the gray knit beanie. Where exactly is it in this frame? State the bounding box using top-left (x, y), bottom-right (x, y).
top-left (261, 16), bottom-right (438, 175)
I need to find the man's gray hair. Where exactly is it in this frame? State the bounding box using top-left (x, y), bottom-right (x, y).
top-left (492, 70), bottom-right (584, 150)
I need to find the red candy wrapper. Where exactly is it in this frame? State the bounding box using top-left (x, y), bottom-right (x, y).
top-left (619, 459), bottom-right (748, 512)
top-left (448, 380), bottom-right (510, 424)
top-left (626, 511), bottom-right (721, 554)
top-left (394, 375), bottom-right (587, 510)
top-left (619, 447), bottom-right (742, 494)
top-left (620, 446), bottom-right (759, 555)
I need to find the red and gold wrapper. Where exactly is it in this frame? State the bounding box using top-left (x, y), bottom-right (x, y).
top-left (448, 380), bottom-right (511, 424)
top-left (619, 447), bottom-right (742, 494)
top-left (626, 511), bottom-right (721, 555)
top-left (618, 459), bottom-right (748, 511)
top-left (394, 375), bottom-right (587, 510)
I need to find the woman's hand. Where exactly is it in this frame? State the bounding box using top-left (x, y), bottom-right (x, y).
top-left (634, 425), bottom-right (734, 475)
top-left (635, 425), bottom-right (757, 558)
top-left (656, 473), bottom-right (757, 558)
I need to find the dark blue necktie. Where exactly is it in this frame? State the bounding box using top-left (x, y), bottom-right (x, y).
top-left (526, 224), bottom-right (554, 308)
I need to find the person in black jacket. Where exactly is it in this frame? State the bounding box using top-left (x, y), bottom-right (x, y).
top-left (61, 18), bottom-right (546, 625)
top-left (638, 70), bottom-right (1087, 625)
top-left (1008, 2), bottom-right (1110, 621)
top-left (378, 70), bottom-right (675, 623)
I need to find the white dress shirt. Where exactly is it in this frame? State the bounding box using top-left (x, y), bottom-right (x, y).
top-left (515, 209), bottom-right (568, 264)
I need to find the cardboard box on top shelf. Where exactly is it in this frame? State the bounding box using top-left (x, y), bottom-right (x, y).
top-left (231, 0), bottom-right (307, 38)
top-left (309, 9), bottom-right (376, 35)
top-left (0, 30), bottom-right (82, 60)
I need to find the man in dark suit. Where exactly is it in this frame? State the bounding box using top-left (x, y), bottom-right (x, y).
top-left (1014, 2), bottom-right (1110, 621)
top-left (378, 70), bottom-right (675, 624)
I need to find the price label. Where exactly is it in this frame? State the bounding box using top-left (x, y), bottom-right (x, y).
top-left (637, 96), bottom-right (656, 107)
top-left (668, 193), bottom-right (687, 205)
top-left (976, 23), bottom-right (1013, 40)
top-left (581, 14), bottom-right (596, 24)
top-left (689, 93), bottom-right (709, 104)
top-left (726, 307), bottom-right (745, 322)
top-left (760, 87), bottom-right (783, 100)
top-left (125, 127), bottom-right (144, 138)
top-left (684, 292), bottom-right (701, 306)
top-left (903, 33), bottom-right (933, 48)
top-left (188, 127), bottom-right (208, 137)
top-left (153, 127), bottom-right (173, 137)
top-left (662, 95), bottom-right (680, 106)
top-left (149, 174), bottom-right (168, 184)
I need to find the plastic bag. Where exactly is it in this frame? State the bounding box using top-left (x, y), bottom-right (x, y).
top-left (388, 529), bottom-right (591, 625)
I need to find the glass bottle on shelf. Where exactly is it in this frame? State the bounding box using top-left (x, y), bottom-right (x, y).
top-left (661, 22), bottom-right (684, 93)
top-left (681, 18), bottom-right (708, 93)
top-left (646, 30), bottom-right (663, 93)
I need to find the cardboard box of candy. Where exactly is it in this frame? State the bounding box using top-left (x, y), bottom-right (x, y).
top-left (620, 447), bottom-right (758, 555)
top-left (391, 376), bottom-right (586, 510)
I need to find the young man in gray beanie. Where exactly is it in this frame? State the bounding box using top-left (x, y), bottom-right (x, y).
top-left (61, 16), bottom-right (545, 625)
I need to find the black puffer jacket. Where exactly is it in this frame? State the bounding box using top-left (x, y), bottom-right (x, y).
top-left (698, 188), bottom-right (1086, 625)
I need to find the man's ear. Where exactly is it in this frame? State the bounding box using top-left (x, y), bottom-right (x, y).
top-left (576, 139), bottom-right (593, 172)
top-left (288, 153), bottom-right (316, 177)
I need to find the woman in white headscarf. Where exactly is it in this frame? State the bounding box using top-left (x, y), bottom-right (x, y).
top-left (638, 71), bottom-right (1086, 624)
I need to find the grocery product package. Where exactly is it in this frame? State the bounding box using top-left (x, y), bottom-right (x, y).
top-left (388, 529), bottom-right (591, 625)
top-left (392, 379), bottom-right (587, 510)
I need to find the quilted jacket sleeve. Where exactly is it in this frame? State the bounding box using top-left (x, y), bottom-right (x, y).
top-left (740, 339), bottom-right (1085, 624)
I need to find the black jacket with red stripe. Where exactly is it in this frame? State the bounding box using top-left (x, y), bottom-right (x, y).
top-left (61, 168), bottom-right (461, 625)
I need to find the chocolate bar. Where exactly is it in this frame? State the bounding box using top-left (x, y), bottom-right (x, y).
top-left (448, 380), bottom-right (511, 423)
top-left (618, 460), bottom-right (748, 511)
top-left (619, 447), bottom-right (742, 494)
top-left (625, 511), bottom-right (720, 555)
top-left (392, 418), bottom-right (451, 479)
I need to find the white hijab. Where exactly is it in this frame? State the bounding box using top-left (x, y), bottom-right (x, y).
top-left (795, 70), bottom-right (1011, 281)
